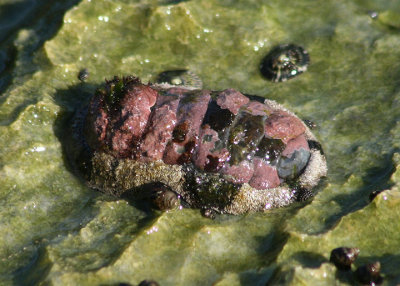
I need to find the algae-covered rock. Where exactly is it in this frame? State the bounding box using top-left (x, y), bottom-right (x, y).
top-left (378, 10), bottom-right (400, 29)
top-left (1, 0), bottom-right (400, 285)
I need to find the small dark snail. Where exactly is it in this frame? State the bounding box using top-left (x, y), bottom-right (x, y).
top-left (367, 10), bottom-right (379, 20)
top-left (200, 208), bottom-right (216, 219)
top-left (303, 119), bottom-right (317, 129)
top-left (354, 262), bottom-right (383, 285)
top-left (151, 184), bottom-right (180, 211)
top-left (155, 69), bottom-right (203, 89)
top-left (78, 68), bottom-right (89, 82)
top-left (330, 247), bottom-right (360, 271)
top-left (138, 280), bottom-right (160, 286)
top-left (260, 44), bottom-right (309, 82)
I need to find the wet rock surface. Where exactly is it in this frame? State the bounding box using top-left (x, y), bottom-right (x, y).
top-left (2, 0), bottom-right (400, 284)
top-left (69, 76), bottom-right (327, 214)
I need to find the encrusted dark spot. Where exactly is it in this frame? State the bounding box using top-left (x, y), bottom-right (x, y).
top-left (295, 187), bottom-right (314, 202)
top-left (228, 112), bottom-right (266, 165)
top-left (177, 140), bottom-right (196, 164)
top-left (255, 137), bottom-right (285, 164)
top-left (78, 68), bottom-right (89, 81)
top-left (260, 44), bottom-right (310, 82)
top-left (202, 100), bottom-right (235, 132)
top-left (184, 166), bottom-right (241, 210)
top-left (330, 247), bottom-right (360, 271)
top-left (102, 76), bottom-right (142, 112)
top-left (201, 208), bottom-right (216, 219)
top-left (172, 121), bottom-right (189, 143)
top-left (303, 119), bottom-right (317, 129)
top-left (308, 140), bottom-right (324, 155)
top-left (203, 134), bottom-right (213, 142)
top-left (103, 76), bottom-right (125, 111)
top-left (204, 155), bottom-right (223, 172)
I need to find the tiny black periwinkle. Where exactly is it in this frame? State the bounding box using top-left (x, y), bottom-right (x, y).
top-left (260, 44), bottom-right (310, 82)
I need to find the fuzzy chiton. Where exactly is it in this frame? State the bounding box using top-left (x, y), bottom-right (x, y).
top-left (68, 75), bottom-right (327, 214)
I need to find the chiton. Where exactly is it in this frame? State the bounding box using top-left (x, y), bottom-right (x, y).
top-left (68, 75), bottom-right (327, 214)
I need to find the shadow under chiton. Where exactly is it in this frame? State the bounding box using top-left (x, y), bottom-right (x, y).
top-left (67, 74), bottom-right (327, 214)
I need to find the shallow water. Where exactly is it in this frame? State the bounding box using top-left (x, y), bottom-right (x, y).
top-left (1, 0), bottom-right (400, 285)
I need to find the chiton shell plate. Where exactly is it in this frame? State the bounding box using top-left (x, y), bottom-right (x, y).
top-left (67, 76), bottom-right (327, 214)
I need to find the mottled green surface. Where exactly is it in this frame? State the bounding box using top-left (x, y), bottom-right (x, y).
top-left (1, 0), bottom-right (400, 285)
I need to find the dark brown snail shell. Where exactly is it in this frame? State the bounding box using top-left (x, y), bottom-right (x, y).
top-left (155, 69), bottom-right (203, 89)
top-left (260, 44), bottom-right (310, 82)
top-left (330, 247), bottom-right (360, 271)
top-left (355, 262), bottom-right (383, 285)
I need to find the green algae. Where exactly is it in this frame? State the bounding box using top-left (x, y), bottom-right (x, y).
top-left (0, 0), bottom-right (400, 285)
top-left (378, 10), bottom-right (400, 29)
